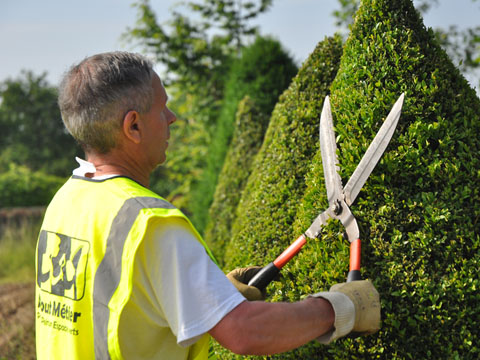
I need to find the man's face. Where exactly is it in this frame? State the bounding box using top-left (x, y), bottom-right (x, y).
top-left (141, 73), bottom-right (177, 168)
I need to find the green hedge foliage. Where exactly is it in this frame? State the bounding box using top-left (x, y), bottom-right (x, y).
top-left (204, 96), bottom-right (269, 265)
top-left (189, 36), bottom-right (298, 234)
top-left (0, 164), bottom-right (64, 207)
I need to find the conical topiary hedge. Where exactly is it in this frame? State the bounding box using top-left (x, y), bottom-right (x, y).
top-left (285, 0), bottom-right (479, 358)
top-left (204, 96), bottom-right (269, 265)
top-left (223, 34), bottom-right (343, 271)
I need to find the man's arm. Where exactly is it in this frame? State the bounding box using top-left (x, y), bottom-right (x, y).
top-left (209, 297), bottom-right (334, 355)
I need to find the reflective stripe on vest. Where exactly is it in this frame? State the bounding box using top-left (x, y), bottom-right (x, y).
top-left (93, 197), bottom-right (175, 359)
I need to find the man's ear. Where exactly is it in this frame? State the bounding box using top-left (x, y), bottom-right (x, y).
top-left (123, 110), bottom-right (142, 144)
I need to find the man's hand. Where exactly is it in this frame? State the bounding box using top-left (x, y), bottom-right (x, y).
top-left (330, 280), bottom-right (380, 335)
top-left (310, 280), bottom-right (380, 343)
top-left (226, 266), bottom-right (266, 301)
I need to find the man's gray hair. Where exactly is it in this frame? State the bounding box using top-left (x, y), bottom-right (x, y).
top-left (58, 51), bottom-right (155, 153)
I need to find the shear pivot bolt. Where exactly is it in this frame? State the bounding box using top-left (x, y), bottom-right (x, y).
top-left (333, 199), bottom-right (342, 215)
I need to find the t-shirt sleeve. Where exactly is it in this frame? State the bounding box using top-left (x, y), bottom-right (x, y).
top-left (143, 216), bottom-right (246, 347)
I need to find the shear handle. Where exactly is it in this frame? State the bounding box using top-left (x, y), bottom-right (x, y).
top-left (347, 238), bottom-right (362, 282)
top-left (248, 234), bottom-right (307, 290)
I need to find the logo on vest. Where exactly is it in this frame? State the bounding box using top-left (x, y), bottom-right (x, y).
top-left (37, 230), bottom-right (89, 300)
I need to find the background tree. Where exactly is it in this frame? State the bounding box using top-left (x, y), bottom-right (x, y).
top-left (188, 0), bottom-right (273, 51)
top-left (0, 72), bottom-right (78, 208)
top-left (125, 0), bottom-right (276, 212)
top-left (126, 0), bottom-right (273, 106)
top-left (0, 71), bottom-right (80, 177)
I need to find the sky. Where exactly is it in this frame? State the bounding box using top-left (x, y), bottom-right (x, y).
top-left (1, 0), bottom-right (479, 88)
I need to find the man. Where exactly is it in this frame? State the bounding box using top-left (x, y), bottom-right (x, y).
top-left (35, 51), bottom-right (380, 359)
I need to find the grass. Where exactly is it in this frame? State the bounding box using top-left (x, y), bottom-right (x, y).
top-left (0, 327), bottom-right (36, 360)
top-left (0, 219), bottom-right (40, 284)
top-left (0, 217), bottom-right (40, 360)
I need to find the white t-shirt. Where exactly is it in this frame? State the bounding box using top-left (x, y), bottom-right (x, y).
top-left (73, 158), bottom-right (246, 359)
top-left (118, 217), bottom-right (245, 359)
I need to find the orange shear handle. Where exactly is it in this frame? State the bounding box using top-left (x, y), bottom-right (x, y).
top-left (347, 238), bottom-right (362, 282)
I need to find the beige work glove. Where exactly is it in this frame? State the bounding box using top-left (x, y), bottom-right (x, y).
top-left (310, 280), bottom-right (380, 344)
top-left (226, 266), bottom-right (266, 301)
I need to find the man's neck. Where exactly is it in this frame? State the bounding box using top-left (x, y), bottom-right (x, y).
top-left (85, 151), bottom-right (151, 188)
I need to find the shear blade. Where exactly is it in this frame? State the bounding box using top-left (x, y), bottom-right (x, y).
top-left (343, 93), bottom-right (405, 206)
top-left (319, 96), bottom-right (344, 207)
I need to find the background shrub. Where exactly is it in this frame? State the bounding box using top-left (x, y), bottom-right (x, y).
top-left (204, 96), bottom-right (269, 265)
top-left (0, 164), bottom-right (64, 207)
top-left (189, 36), bottom-right (298, 234)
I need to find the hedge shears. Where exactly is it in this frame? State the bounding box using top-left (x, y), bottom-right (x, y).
top-left (249, 94), bottom-right (405, 290)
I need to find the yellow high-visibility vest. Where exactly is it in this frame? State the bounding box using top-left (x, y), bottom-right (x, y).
top-left (35, 175), bottom-right (215, 360)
